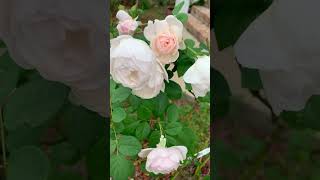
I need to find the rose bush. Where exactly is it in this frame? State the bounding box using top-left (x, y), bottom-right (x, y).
top-left (110, 2), bottom-right (210, 179)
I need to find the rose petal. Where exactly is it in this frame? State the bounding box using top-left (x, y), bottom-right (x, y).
top-left (138, 148), bottom-right (154, 158)
top-left (116, 10), bottom-right (132, 21)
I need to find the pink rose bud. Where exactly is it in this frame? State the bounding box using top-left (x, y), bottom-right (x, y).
top-left (116, 10), bottom-right (138, 35)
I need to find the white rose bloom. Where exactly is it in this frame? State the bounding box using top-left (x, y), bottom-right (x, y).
top-left (110, 35), bottom-right (168, 99)
top-left (0, 0), bottom-right (108, 116)
top-left (183, 56), bottom-right (210, 97)
top-left (234, 0), bottom-right (320, 114)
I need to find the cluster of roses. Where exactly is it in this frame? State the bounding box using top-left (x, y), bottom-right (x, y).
top-left (110, 9), bottom-right (210, 175)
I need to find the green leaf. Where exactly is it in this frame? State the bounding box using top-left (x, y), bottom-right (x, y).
top-left (176, 13), bottom-right (188, 23)
top-left (166, 135), bottom-right (177, 146)
top-left (49, 170), bottom-right (84, 180)
top-left (60, 104), bottom-right (106, 153)
top-left (86, 138), bottom-right (107, 180)
top-left (50, 142), bottom-right (78, 165)
top-left (128, 95), bottom-right (141, 110)
top-left (213, 68), bottom-right (231, 118)
top-left (6, 125), bottom-right (44, 151)
top-left (303, 95), bottom-right (320, 130)
top-left (153, 93), bottom-right (169, 117)
top-left (167, 70), bottom-right (174, 79)
top-left (148, 130), bottom-right (161, 147)
top-left (137, 105), bottom-right (152, 120)
top-left (122, 117), bottom-right (141, 135)
top-left (241, 67), bottom-right (263, 90)
top-left (212, 68), bottom-right (231, 97)
top-left (165, 80), bottom-right (182, 100)
top-left (114, 122), bottom-right (125, 133)
top-left (185, 83), bottom-right (192, 91)
top-left (214, 0), bottom-right (272, 49)
top-left (110, 155), bottom-right (134, 180)
top-left (172, 1), bottom-right (185, 15)
top-left (177, 61), bottom-right (194, 77)
top-left (213, 96), bottom-right (230, 118)
top-left (165, 122), bottom-right (182, 136)
top-left (135, 122), bottom-right (151, 140)
top-left (281, 111), bottom-right (305, 129)
top-left (214, 140), bottom-right (241, 169)
top-left (167, 104), bottom-right (179, 122)
top-left (0, 40), bottom-right (6, 48)
top-left (0, 52), bottom-right (21, 104)
top-left (175, 126), bottom-right (198, 154)
top-left (110, 139), bottom-right (117, 154)
top-left (118, 135), bottom-right (142, 156)
top-left (111, 85), bottom-right (131, 104)
top-left (7, 146), bottom-right (50, 180)
top-left (200, 42), bottom-right (209, 51)
top-left (110, 78), bottom-right (116, 91)
top-left (184, 39), bottom-right (195, 48)
top-left (4, 78), bottom-right (69, 130)
top-left (118, 4), bottom-right (125, 10)
top-left (112, 107), bottom-right (127, 123)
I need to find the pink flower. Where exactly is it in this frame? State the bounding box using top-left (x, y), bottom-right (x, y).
top-left (138, 146), bottom-right (187, 174)
top-left (144, 15), bottom-right (185, 64)
top-left (116, 10), bottom-right (138, 35)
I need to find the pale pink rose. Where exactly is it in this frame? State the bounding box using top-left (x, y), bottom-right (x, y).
top-left (116, 10), bottom-right (138, 35)
top-left (138, 146), bottom-right (187, 174)
top-left (144, 15), bottom-right (185, 64)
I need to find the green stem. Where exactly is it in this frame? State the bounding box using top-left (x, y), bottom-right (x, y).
top-left (187, 46), bottom-right (199, 57)
top-left (158, 120), bottom-right (164, 136)
top-left (194, 156), bottom-right (210, 177)
top-left (171, 171), bottom-right (180, 180)
top-left (111, 124), bottom-right (119, 155)
top-left (0, 106), bottom-right (7, 177)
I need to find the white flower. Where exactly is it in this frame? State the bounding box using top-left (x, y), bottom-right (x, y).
top-left (144, 15), bottom-right (185, 64)
top-left (183, 56), bottom-right (210, 97)
top-left (0, 0), bottom-right (108, 117)
top-left (138, 136), bottom-right (187, 175)
top-left (234, 0), bottom-right (320, 114)
top-left (110, 35), bottom-right (168, 99)
top-left (116, 10), bottom-right (138, 35)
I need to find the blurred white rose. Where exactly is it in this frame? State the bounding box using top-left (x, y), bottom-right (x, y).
top-left (0, 0), bottom-right (108, 116)
top-left (116, 10), bottom-right (138, 35)
top-left (183, 56), bottom-right (210, 97)
top-left (144, 15), bottom-right (185, 65)
top-left (110, 35), bottom-right (168, 99)
top-left (234, 0), bottom-right (320, 114)
top-left (138, 135), bottom-right (187, 175)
